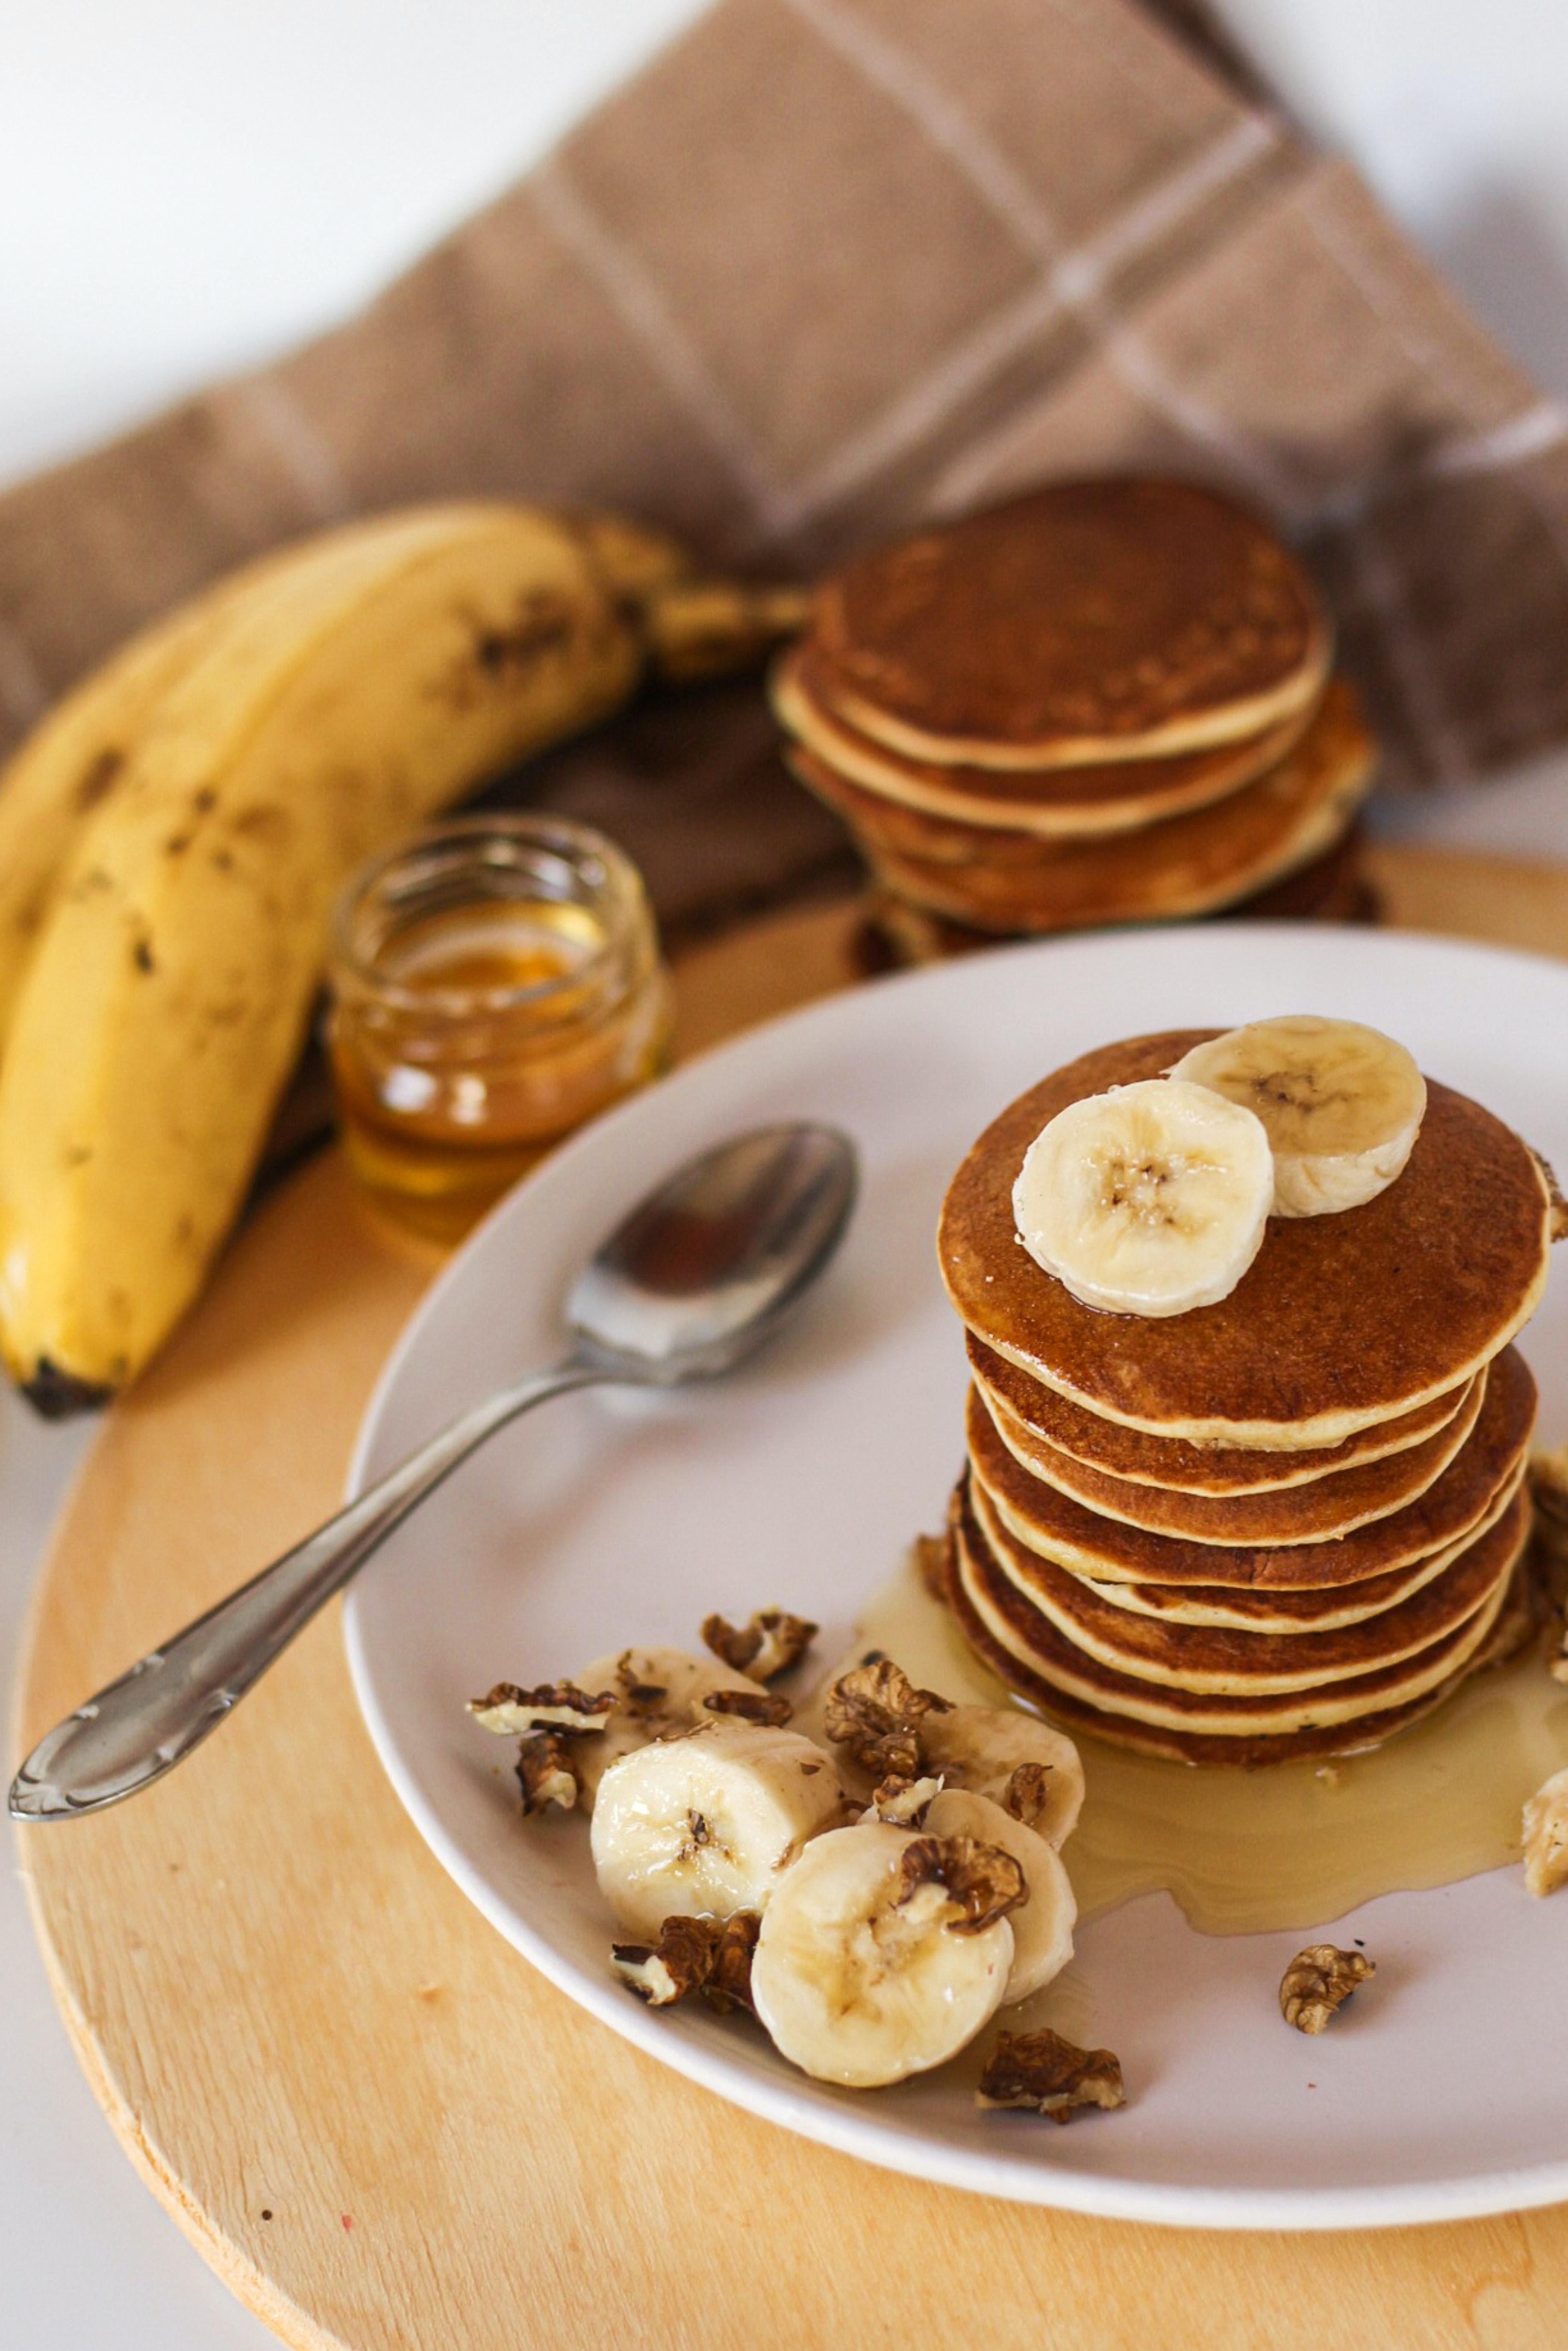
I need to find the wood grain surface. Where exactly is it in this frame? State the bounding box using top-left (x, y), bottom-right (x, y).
top-left (15, 848), bottom-right (1568, 2351)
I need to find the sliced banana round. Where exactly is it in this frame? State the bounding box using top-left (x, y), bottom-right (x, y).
top-left (589, 1718), bottom-right (844, 1936)
top-left (572, 1644), bottom-right (768, 1807)
top-left (1012, 1078), bottom-right (1274, 1318)
top-left (1170, 1016), bottom-right (1426, 1218)
top-left (921, 1788), bottom-right (1075, 2003)
top-left (917, 1704), bottom-right (1085, 1849)
top-left (750, 1823), bottom-right (1015, 2088)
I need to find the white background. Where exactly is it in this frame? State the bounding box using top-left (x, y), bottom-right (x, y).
top-left (3, 4), bottom-right (1568, 2344)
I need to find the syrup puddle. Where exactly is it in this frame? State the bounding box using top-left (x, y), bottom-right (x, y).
top-left (821, 1550), bottom-right (1568, 1937)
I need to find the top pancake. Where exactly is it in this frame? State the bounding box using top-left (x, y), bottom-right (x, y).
top-left (809, 480), bottom-right (1331, 770)
top-left (939, 1029), bottom-right (1556, 1447)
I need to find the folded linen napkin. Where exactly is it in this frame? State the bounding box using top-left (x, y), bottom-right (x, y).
top-left (3, 0), bottom-right (1565, 933)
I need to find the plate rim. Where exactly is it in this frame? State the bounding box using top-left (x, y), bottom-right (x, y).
top-left (343, 920), bottom-right (1568, 2230)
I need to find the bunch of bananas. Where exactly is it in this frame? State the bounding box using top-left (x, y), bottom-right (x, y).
top-left (0, 502), bottom-right (804, 1413)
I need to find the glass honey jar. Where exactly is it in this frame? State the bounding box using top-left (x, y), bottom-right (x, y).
top-left (327, 814), bottom-right (672, 1244)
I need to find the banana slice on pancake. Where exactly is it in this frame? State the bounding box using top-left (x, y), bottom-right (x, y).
top-left (1171, 1016), bottom-right (1425, 1217)
top-left (1012, 1078), bottom-right (1274, 1317)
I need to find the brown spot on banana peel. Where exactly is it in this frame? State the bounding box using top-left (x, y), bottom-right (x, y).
top-left (74, 747), bottom-right (124, 813)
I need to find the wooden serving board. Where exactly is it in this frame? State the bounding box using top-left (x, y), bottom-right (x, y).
top-left (17, 844), bottom-right (1568, 2351)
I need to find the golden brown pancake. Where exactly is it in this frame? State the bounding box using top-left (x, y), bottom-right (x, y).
top-left (860, 826), bottom-right (1370, 966)
top-left (772, 642), bottom-right (1311, 837)
top-left (939, 1528), bottom-right (1531, 1765)
top-left (967, 1335), bottom-right (1472, 1493)
top-left (964, 1467), bottom-right (1522, 1694)
top-left (939, 1031), bottom-right (1557, 1447)
top-left (810, 480), bottom-right (1331, 770)
top-left (950, 1476), bottom-right (1524, 1734)
top-left (827, 679), bottom-right (1371, 933)
top-left (1065, 1520), bottom-right (1499, 1633)
top-left (978, 1362), bottom-right (1488, 1544)
top-left (964, 1348), bottom-right (1534, 1588)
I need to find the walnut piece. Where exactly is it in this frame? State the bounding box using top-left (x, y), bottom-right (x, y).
top-left (822, 1657), bottom-right (951, 1782)
top-left (704, 1912), bottom-right (762, 2015)
top-left (515, 1733), bottom-right (581, 1814)
top-left (611, 1912), bottom-right (760, 2011)
top-left (862, 1773), bottom-right (944, 1827)
top-left (1002, 1761), bottom-right (1053, 1829)
top-left (697, 1687), bottom-right (794, 1728)
top-left (467, 1679), bottom-right (618, 1735)
top-left (897, 1834), bottom-right (1026, 1936)
top-left (1526, 1450), bottom-right (1568, 1643)
top-left (976, 2029), bottom-right (1125, 2124)
top-left (1524, 1765), bottom-right (1568, 1897)
top-left (1535, 1147), bottom-right (1568, 1244)
top-left (700, 1609), bottom-right (818, 1681)
top-left (1279, 1944), bottom-right (1376, 2033)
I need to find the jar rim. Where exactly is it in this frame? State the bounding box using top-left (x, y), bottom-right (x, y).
top-left (330, 812), bottom-right (654, 1018)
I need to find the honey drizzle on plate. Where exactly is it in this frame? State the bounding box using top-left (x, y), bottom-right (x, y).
top-left (833, 1549), bottom-right (1568, 1936)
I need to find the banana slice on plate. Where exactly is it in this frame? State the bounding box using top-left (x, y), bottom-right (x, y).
top-left (589, 1717), bottom-right (844, 1936)
top-left (922, 1788), bottom-right (1076, 2002)
top-left (1012, 1078), bottom-right (1274, 1317)
top-left (750, 1823), bottom-right (1019, 2088)
top-left (1170, 1016), bottom-right (1426, 1217)
top-left (917, 1704), bottom-right (1085, 1849)
top-left (571, 1644), bottom-right (771, 1806)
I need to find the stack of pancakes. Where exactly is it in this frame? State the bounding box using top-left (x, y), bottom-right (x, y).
top-left (935, 1030), bottom-right (1559, 1765)
top-left (771, 480), bottom-right (1375, 949)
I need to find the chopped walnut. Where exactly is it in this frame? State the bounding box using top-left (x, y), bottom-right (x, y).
top-left (697, 1687), bottom-right (794, 1728)
top-left (612, 1915), bottom-right (725, 2006)
top-left (467, 1679), bottom-right (618, 1735)
top-left (1534, 1147), bottom-right (1568, 1244)
top-left (1523, 1765), bottom-right (1568, 1897)
top-left (1279, 1944), bottom-right (1376, 2033)
top-left (976, 2029), bottom-right (1125, 2124)
top-left (822, 1658), bottom-right (952, 1782)
top-left (703, 1912), bottom-right (762, 2015)
top-left (611, 1912), bottom-right (760, 2011)
top-left (700, 1609), bottom-right (818, 1681)
top-left (515, 1733), bottom-right (580, 1814)
top-left (897, 1834), bottom-right (1026, 1936)
top-left (862, 1773), bottom-right (944, 1827)
top-left (1529, 1447), bottom-right (1568, 1638)
top-left (1001, 1762), bottom-right (1054, 1829)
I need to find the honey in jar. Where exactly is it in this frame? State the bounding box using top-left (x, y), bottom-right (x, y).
top-left (328, 815), bottom-right (671, 1244)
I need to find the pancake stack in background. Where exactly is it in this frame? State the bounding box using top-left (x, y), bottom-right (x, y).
top-left (934, 1021), bottom-right (1562, 1765)
top-left (771, 480), bottom-right (1376, 958)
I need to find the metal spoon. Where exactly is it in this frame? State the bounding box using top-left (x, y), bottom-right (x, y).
top-left (9, 1121), bottom-right (858, 1822)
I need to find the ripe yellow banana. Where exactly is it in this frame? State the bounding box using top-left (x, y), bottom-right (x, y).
top-left (0, 499), bottom-right (718, 1411)
top-left (0, 504), bottom-right (691, 1066)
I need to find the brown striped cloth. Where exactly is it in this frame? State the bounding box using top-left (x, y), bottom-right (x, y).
top-left (3, 0), bottom-right (1566, 934)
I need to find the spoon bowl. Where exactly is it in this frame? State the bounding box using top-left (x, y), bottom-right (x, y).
top-left (569, 1123), bottom-right (858, 1379)
top-left (10, 1121), bottom-right (858, 1821)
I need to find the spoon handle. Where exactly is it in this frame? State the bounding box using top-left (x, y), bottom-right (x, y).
top-left (9, 1356), bottom-right (609, 1821)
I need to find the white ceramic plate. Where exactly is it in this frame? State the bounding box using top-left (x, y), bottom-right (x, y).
top-left (344, 925), bottom-right (1568, 2229)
